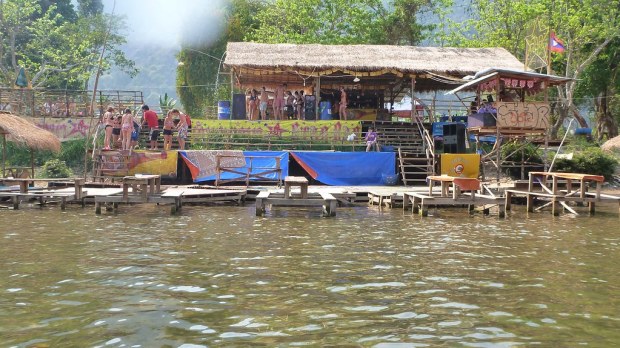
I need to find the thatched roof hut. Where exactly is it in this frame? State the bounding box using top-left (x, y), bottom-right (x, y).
top-left (224, 42), bottom-right (525, 92)
top-left (0, 111), bottom-right (61, 152)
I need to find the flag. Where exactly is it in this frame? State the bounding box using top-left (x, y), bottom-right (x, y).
top-left (15, 67), bottom-right (28, 87)
top-left (549, 32), bottom-right (565, 53)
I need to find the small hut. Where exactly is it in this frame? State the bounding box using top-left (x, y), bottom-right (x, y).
top-left (0, 111), bottom-right (61, 178)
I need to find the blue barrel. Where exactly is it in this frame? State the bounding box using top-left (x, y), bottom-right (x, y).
top-left (319, 101), bottom-right (332, 120)
top-left (574, 128), bottom-right (592, 135)
top-left (218, 101), bottom-right (231, 120)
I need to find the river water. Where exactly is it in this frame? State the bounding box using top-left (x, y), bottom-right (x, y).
top-left (1, 203), bottom-right (619, 347)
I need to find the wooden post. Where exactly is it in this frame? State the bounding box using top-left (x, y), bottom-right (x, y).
top-left (2, 134), bottom-right (6, 177)
top-left (315, 76), bottom-right (321, 121)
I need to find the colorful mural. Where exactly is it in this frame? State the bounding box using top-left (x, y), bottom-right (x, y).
top-left (99, 150), bottom-right (178, 178)
top-left (34, 117), bottom-right (94, 141)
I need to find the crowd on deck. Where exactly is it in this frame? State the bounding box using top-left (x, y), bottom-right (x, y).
top-left (246, 84), bottom-right (349, 121)
top-left (100, 105), bottom-right (191, 152)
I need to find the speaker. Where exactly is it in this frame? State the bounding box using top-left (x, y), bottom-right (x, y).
top-left (443, 123), bottom-right (466, 153)
top-left (232, 93), bottom-right (246, 120)
top-left (304, 95), bottom-right (316, 120)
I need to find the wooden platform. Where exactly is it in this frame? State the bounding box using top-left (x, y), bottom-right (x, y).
top-left (255, 191), bottom-right (337, 217)
top-left (403, 191), bottom-right (505, 217)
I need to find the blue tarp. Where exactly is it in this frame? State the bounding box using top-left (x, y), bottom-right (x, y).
top-left (291, 151), bottom-right (396, 186)
top-left (181, 150), bottom-right (289, 183)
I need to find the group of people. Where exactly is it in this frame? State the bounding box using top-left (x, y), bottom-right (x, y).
top-left (246, 85), bottom-right (349, 121)
top-left (101, 104), bottom-right (190, 151)
top-left (247, 84), bottom-right (307, 121)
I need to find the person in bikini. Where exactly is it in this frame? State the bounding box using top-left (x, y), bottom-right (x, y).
top-left (120, 109), bottom-right (134, 151)
top-left (248, 89), bottom-right (258, 120)
top-left (111, 112), bottom-right (121, 148)
top-left (339, 86), bottom-right (348, 120)
top-left (162, 110), bottom-right (175, 150)
top-left (101, 106), bottom-right (115, 150)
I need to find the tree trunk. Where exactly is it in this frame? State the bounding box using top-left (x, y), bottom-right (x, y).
top-left (595, 90), bottom-right (619, 141)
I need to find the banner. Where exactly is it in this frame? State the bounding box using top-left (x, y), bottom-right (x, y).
top-left (191, 120), bottom-right (362, 142)
top-left (440, 154), bottom-right (480, 178)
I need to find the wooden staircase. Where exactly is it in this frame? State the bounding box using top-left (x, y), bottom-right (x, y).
top-left (370, 121), bottom-right (435, 185)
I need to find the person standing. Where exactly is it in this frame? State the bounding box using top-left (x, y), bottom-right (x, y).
top-left (162, 110), bottom-right (175, 150)
top-left (111, 112), bottom-right (121, 148)
top-left (141, 105), bottom-right (160, 150)
top-left (120, 109), bottom-right (134, 151)
top-left (259, 86), bottom-right (269, 120)
top-left (101, 106), bottom-right (115, 150)
top-left (339, 86), bottom-right (348, 120)
top-left (273, 83), bottom-right (286, 120)
top-left (248, 89), bottom-right (258, 120)
top-left (174, 109), bottom-right (189, 150)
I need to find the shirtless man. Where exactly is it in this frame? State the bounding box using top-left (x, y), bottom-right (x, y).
top-left (339, 86), bottom-right (348, 120)
top-left (259, 86), bottom-right (269, 120)
top-left (273, 83), bottom-right (286, 120)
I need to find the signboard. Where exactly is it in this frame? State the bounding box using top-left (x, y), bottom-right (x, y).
top-left (440, 153), bottom-right (480, 178)
top-left (496, 102), bottom-right (550, 129)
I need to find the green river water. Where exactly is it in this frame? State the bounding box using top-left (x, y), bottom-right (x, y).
top-left (1, 203), bottom-right (619, 347)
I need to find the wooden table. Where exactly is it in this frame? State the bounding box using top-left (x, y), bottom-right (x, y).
top-left (528, 171), bottom-right (603, 199)
top-left (284, 176), bottom-right (308, 199)
top-left (0, 178), bottom-right (73, 193)
top-left (122, 174), bottom-right (161, 200)
top-left (427, 175), bottom-right (481, 199)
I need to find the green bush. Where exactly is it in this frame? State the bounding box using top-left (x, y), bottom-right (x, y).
top-left (553, 147), bottom-right (618, 179)
top-left (501, 142), bottom-right (543, 164)
top-left (41, 159), bottom-right (73, 178)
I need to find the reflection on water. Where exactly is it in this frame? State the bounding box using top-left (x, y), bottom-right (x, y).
top-left (1, 203), bottom-right (620, 347)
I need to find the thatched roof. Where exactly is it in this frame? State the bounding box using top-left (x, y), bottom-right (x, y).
top-left (0, 112), bottom-right (61, 152)
top-left (224, 42), bottom-right (525, 76)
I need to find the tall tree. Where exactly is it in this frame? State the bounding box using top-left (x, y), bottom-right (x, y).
top-left (444, 0), bottom-right (620, 138)
top-left (177, 0), bottom-right (264, 116)
top-left (76, 0), bottom-right (103, 17)
top-left (0, 0), bottom-right (135, 89)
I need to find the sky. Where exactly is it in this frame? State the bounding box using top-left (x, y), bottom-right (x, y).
top-left (102, 0), bottom-right (229, 48)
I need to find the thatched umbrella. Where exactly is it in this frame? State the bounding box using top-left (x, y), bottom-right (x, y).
top-left (0, 111), bottom-right (61, 177)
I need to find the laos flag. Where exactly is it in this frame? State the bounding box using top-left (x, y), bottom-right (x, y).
top-left (549, 32), bottom-right (565, 53)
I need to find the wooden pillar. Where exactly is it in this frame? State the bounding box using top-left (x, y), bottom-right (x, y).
top-left (30, 151), bottom-right (35, 179)
top-left (1, 134), bottom-right (6, 177)
top-left (315, 76), bottom-right (321, 121)
top-left (411, 77), bottom-right (416, 124)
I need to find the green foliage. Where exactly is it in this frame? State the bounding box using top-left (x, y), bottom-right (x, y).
top-left (553, 147), bottom-right (618, 179)
top-left (41, 159), bottom-right (73, 178)
top-left (501, 141), bottom-right (543, 163)
top-left (159, 93), bottom-right (177, 115)
top-left (4, 139), bottom-right (87, 171)
top-left (0, 0), bottom-right (136, 90)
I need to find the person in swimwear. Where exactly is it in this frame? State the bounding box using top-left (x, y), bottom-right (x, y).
top-left (120, 108), bottom-right (134, 151)
top-left (174, 109), bottom-right (189, 150)
top-left (162, 110), bottom-right (175, 150)
top-left (101, 106), bottom-right (115, 150)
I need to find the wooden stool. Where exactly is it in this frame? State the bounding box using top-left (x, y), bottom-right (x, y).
top-left (284, 176), bottom-right (308, 199)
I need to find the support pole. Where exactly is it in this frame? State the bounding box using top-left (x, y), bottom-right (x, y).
top-left (315, 76), bottom-right (321, 121)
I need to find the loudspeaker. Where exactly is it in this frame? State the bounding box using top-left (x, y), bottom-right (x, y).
top-left (304, 95), bottom-right (316, 120)
top-left (232, 93), bottom-right (246, 120)
top-left (443, 123), bottom-right (466, 153)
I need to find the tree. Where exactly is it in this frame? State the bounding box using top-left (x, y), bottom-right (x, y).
top-left (76, 0), bottom-right (103, 17)
top-left (443, 0), bottom-right (620, 138)
top-left (177, 0), bottom-right (265, 116)
top-left (0, 0), bottom-right (136, 90)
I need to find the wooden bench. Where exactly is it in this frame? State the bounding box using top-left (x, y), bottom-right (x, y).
top-left (216, 155), bottom-right (282, 186)
top-left (284, 176), bottom-right (308, 199)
